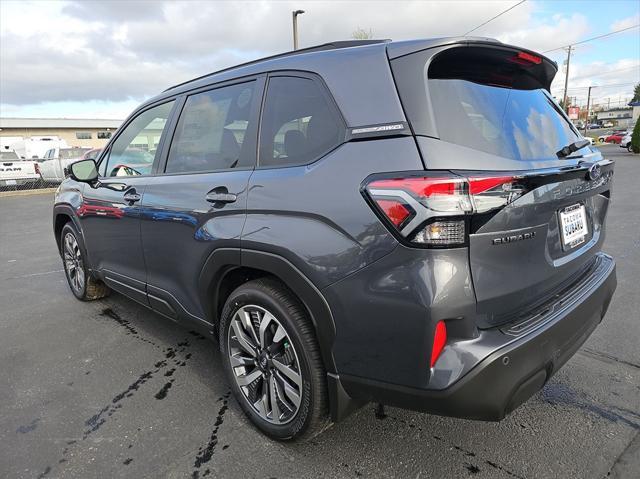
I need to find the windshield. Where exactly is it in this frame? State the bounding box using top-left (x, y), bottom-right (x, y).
top-left (429, 80), bottom-right (581, 161)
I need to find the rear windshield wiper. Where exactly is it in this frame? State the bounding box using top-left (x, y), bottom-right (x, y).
top-left (556, 139), bottom-right (591, 158)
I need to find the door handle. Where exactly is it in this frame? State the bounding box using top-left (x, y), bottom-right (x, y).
top-left (123, 192), bottom-right (141, 204)
top-left (205, 191), bottom-right (237, 204)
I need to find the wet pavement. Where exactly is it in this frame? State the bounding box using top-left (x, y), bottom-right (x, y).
top-left (0, 145), bottom-right (638, 478)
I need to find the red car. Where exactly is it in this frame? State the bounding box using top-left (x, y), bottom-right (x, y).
top-left (605, 131), bottom-right (627, 144)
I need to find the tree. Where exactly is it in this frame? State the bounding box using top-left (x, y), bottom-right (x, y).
top-left (633, 82), bottom-right (640, 103)
top-left (631, 116), bottom-right (640, 154)
top-left (352, 27), bottom-right (374, 40)
top-left (559, 97), bottom-right (572, 111)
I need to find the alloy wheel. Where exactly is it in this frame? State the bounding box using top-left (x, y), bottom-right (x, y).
top-left (63, 232), bottom-right (85, 293)
top-left (227, 305), bottom-right (303, 425)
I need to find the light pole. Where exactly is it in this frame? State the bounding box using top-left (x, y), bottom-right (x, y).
top-left (292, 10), bottom-right (304, 50)
top-left (584, 86), bottom-right (594, 137)
top-left (562, 45), bottom-right (572, 112)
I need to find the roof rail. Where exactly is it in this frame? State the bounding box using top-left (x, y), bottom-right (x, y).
top-left (164, 39), bottom-right (390, 92)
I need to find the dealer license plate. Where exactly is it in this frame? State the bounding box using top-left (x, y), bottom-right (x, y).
top-left (559, 203), bottom-right (587, 249)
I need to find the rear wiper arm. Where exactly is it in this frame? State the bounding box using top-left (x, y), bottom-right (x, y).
top-left (556, 139), bottom-right (591, 158)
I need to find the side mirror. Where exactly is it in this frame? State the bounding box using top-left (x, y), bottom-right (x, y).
top-left (68, 159), bottom-right (98, 183)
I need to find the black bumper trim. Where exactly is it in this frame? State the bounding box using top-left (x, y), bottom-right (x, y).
top-left (339, 254), bottom-right (616, 421)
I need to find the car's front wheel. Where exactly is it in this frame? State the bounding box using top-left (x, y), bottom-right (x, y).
top-left (219, 278), bottom-right (330, 441)
top-left (60, 222), bottom-right (110, 301)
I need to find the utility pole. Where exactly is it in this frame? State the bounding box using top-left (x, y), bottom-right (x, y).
top-left (584, 86), bottom-right (592, 136)
top-left (562, 45), bottom-right (572, 112)
top-left (292, 10), bottom-right (305, 50)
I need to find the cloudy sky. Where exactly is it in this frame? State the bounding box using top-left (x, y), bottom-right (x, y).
top-left (0, 0), bottom-right (638, 119)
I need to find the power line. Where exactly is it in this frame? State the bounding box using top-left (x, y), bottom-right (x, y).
top-left (570, 65), bottom-right (640, 81)
top-left (463, 0), bottom-right (526, 36)
top-left (543, 24), bottom-right (640, 53)
top-left (552, 82), bottom-right (638, 92)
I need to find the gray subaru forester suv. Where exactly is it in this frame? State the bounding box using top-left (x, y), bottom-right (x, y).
top-left (54, 37), bottom-right (616, 441)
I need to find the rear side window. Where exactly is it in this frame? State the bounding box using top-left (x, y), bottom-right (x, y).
top-left (259, 76), bottom-right (344, 168)
top-left (166, 81), bottom-right (257, 173)
top-left (392, 46), bottom-right (582, 161)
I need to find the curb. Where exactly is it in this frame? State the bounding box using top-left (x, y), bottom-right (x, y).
top-left (0, 188), bottom-right (57, 198)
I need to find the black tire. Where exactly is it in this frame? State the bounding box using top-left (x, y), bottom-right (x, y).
top-left (219, 278), bottom-right (330, 441)
top-left (60, 222), bottom-right (110, 301)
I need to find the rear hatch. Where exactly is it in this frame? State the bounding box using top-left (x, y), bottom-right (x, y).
top-left (389, 42), bottom-right (614, 328)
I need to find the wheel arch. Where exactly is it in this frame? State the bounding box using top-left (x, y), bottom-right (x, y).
top-left (199, 248), bottom-right (363, 422)
top-left (53, 205), bottom-right (82, 255)
top-left (198, 248), bottom-right (337, 374)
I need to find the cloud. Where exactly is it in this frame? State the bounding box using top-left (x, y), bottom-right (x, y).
top-left (496, 13), bottom-right (590, 53)
top-left (61, 0), bottom-right (168, 23)
top-left (610, 13), bottom-right (640, 31)
top-left (1, 0), bottom-right (637, 118)
top-left (550, 58), bottom-right (640, 107)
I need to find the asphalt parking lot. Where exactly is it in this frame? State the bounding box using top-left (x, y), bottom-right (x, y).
top-left (1, 144), bottom-right (638, 479)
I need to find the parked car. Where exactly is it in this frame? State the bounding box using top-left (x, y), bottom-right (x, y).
top-left (620, 132), bottom-right (633, 152)
top-left (54, 38), bottom-right (616, 441)
top-left (602, 121), bottom-right (614, 128)
top-left (10, 137), bottom-right (69, 160)
top-left (0, 150), bottom-right (41, 188)
top-left (81, 148), bottom-right (102, 161)
top-left (39, 147), bottom-right (91, 183)
top-left (604, 131), bottom-right (627, 144)
top-left (103, 148), bottom-right (154, 176)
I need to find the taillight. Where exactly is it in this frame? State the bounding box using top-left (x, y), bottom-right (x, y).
top-left (365, 172), bottom-right (525, 247)
top-left (34, 163), bottom-right (40, 175)
top-left (430, 320), bottom-right (447, 368)
top-left (509, 51), bottom-right (543, 66)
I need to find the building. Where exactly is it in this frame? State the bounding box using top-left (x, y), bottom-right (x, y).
top-left (595, 107), bottom-right (634, 128)
top-left (630, 101), bottom-right (640, 124)
top-left (0, 118), bottom-right (123, 149)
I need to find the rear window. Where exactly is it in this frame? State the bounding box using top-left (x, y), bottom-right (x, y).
top-left (258, 76), bottom-right (344, 168)
top-left (0, 151), bottom-right (19, 160)
top-left (392, 46), bottom-right (582, 161)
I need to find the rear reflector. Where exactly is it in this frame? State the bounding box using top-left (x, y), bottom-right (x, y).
top-left (430, 321), bottom-right (447, 367)
top-left (365, 173), bottom-right (525, 247)
top-left (375, 199), bottom-right (411, 227)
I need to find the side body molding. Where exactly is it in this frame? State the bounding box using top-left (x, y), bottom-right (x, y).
top-left (241, 249), bottom-right (338, 375)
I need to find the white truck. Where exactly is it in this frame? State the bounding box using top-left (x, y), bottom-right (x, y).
top-left (39, 147), bottom-right (92, 183)
top-left (10, 137), bottom-right (69, 160)
top-left (0, 150), bottom-right (41, 189)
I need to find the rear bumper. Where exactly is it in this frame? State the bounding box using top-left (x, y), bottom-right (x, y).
top-left (339, 253), bottom-right (616, 421)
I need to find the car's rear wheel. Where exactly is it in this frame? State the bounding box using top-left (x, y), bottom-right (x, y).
top-left (60, 222), bottom-right (110, 301)
top-left (219, 278), bottom-right (330, 441)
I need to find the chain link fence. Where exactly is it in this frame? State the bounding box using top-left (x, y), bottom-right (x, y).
top-left (1, 153), bottom-right (96, 194)
top-left (0, 156), bottom-right (61, 193)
